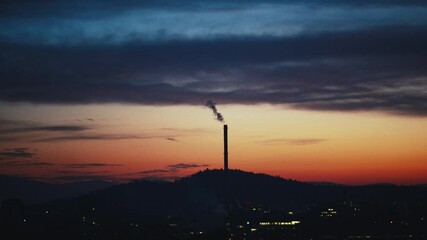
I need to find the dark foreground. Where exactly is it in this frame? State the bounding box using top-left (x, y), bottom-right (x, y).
top-left (1, 170), bottom-right (427, 239)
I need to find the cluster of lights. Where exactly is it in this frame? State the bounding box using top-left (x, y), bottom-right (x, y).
top-left (320, 208), bottom-right (337, 217)
top-left (259, 221), bottom-right (300, 226)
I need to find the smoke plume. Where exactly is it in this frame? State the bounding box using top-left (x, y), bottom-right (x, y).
top-left (206, 100), bottom-right (224, 123)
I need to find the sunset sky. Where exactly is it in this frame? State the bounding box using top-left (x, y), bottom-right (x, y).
top-left (1, 0), bottom-right (426, 185)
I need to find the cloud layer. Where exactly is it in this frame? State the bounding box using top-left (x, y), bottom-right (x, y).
top-left (0, 119), bottom-right (182, 142)
top-left (0, 146), bottom-right (125, 182)
top-left (0, 147), bottom-right (37, 160)
top-left (139, 163), bottom-right (209, 181)
top-left (1, 0), bottom-right (427, 115)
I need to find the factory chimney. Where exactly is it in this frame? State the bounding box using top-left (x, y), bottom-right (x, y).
top-left (205, 100), bottom-right (228, 175)
top-left (224, 124), bottom-right (228, 174)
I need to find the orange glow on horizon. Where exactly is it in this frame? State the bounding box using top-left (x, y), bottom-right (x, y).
top-left (0, 103), bottom-right (426, 185)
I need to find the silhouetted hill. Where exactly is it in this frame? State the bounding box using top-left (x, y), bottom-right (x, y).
top-left (63, 169), bottom-right (334, 223)
top-left (308, 182), bottom-right (346, 186)
top-left (89, 169), bottom-right (320, 214)
top-left (180, 169), bottom-right (334, 209)
top-left (0, 175), bottom-right (114, 204)
top-left (77, 169), bottom-right (427, 218)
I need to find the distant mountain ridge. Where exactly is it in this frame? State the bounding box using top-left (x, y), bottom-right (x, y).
top-left (0, 175), bottom-right (115, 204)
top-left (2, 170), bottom-right (427, 208)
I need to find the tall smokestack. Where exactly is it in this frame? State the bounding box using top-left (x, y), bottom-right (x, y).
top-left (204, 100), bottom-right (228, 173)
top-left (224, 124), bottom-right (228, 174)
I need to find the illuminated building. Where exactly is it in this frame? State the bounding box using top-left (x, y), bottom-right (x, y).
top-left (259, 221), bottom-right (300, 226)
top-left (320, 208), bottom-right (338, 218)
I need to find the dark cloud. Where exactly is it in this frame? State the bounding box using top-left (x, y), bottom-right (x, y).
top-left (140, 163), bottom-right (209, 174)
top-left (0, 160), bottom-right (54, 167)
top-left (0, 119), bottom-right (31, 126)
top-left (165, 137), bottom-right (178, 142)
top-left (54, 170), bottom-right (111, 175)
top-left (1, 1), bottom-right (427, 116)
top-left (0, 147), bottom-right (36, 160)
top-left (0, 119), bottom-right (176, 142)
top-left (139, 163), bottom-right (209, 181)
top-left (38, 125), bottom-right (90, 131)
top-left (0, 148), bottom-right (123, 168)
top-left (0, 125), bottom-right (91, 134)
top-left (0, 120), bottom-right (92, 142)
top-left (0, 0), bottom-right (199, 18)
top-left (168, 163), bottom-right (209, 169)
top-left (63, 163), bottom-right (123, 168)
top-left (139, 169), bottom-right (176, 174)
top-left (33, 134), bottom-right (166, 142)
top-left (2, 0), bottom-right (427, 19)
top-left (0, 119), bottom-right (98, 143)
top-left (26, 161), bottom-right (54, 166)
top-left (0, 27), bottom-right (426, 115)
top-left (74, 118), bottom-right (95, 122)
top-left (257, 138), bottom-right (327, 145)
top-left (0, 119), bottom-right (187, 143)
top-left (0, 147), bottom-right (56, 167)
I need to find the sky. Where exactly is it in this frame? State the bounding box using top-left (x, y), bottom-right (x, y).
top-left (0, 0), bottom-right (426, 185)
